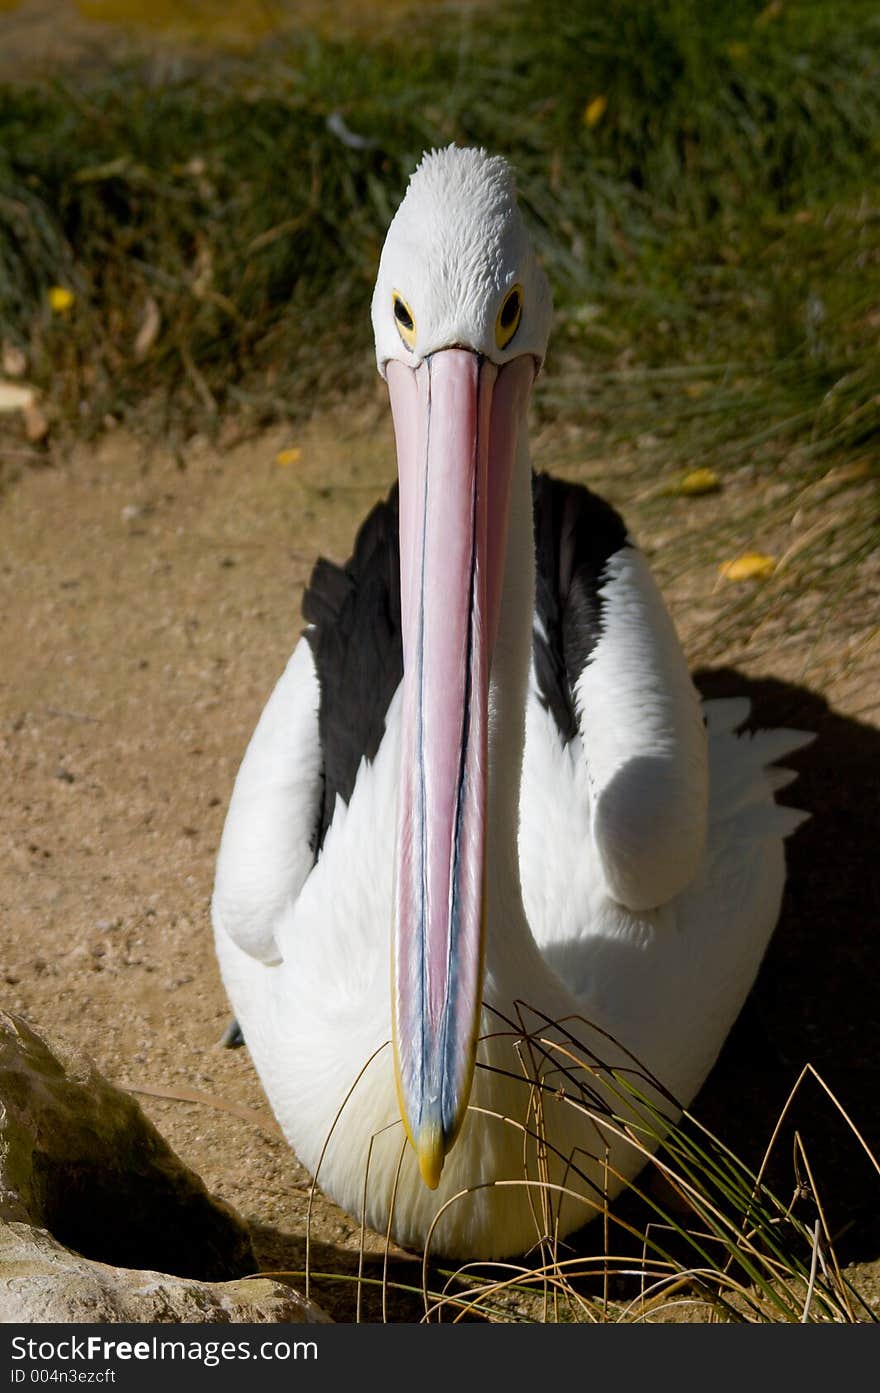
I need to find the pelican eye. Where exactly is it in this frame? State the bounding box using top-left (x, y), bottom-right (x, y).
top-left (495, 284), bottom-right (523, 349)
top-left (392, 291), bottom-right (416, 350)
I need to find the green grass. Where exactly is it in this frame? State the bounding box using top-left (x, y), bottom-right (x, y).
top-left (1, 0), bottom-right (878, 457)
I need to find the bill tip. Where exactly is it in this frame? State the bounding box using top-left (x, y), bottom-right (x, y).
top-left (415, 1121), bottom-right (446, 1190)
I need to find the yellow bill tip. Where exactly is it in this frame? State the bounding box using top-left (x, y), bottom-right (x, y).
top-left (415, 1122), bottom-right (446, 1191)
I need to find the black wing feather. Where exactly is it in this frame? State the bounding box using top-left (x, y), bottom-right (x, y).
top-left (531, 472), bottom-right (629, 744)
top-left (303, 484), bottom-right (403, 852)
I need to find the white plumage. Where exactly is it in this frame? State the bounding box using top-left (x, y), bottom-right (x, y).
top-left (212, 147), bottom-right (811, 1259)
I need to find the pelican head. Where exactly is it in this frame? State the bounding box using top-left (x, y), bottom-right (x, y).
top-left (372, 147), bottom-right (552, 1188)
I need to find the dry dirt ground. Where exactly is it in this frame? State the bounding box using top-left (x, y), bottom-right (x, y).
top-left (0, 394), bottom-right (878, 1321)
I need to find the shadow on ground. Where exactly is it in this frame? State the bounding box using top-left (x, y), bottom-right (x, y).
top-left (684, 668), bottom-right (880, 1265)
top-left (247, 1222), bottom-right (452, 1323)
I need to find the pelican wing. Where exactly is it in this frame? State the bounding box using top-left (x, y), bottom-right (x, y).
top-left (212, 489), bottom-right (403, 965)
top-left (530, 472), bottom-right (708, 912)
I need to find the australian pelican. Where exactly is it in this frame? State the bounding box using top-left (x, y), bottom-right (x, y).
top-left (212, 146), bottom-right (810, 1259)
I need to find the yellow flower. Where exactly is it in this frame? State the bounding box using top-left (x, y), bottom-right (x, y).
top-left (48, 286), bottom-right (75, 314)
top-left (677, 468), bottom-right (721, 497)
top-left (719, 552), bottom-right (776, 582)
top-left (583, 95), bottom-right (607, 129)
top-left (275, 447), bottom-right (302, 467)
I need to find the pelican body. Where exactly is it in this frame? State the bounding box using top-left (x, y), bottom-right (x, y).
top-left (212, 147), bottom-right (809, 1258)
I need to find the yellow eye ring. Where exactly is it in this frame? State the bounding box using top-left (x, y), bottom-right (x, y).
top-left (392, 291), bottom-right (416, 350)
top-left (495, 284), bottom-right (523, 350)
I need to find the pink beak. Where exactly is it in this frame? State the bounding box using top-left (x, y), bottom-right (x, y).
top-left (387, 348), bottom-right (534, 1187)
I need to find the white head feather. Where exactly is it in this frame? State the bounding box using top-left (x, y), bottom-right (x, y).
top-left (371, 146), bottom-right (553, 375)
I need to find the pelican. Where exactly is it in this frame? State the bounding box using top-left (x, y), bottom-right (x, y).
top-left (212, 146), bottom-right (810, 1259)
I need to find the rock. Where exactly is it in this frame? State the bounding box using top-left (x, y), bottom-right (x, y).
top-left (0, 1011), bottom-right (253, 1281)
top-left (0, 1223), bottom-right (330, 1323)
top-left (0, 1013), bottom-right (330, 1323)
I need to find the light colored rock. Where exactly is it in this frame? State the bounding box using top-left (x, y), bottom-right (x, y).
top-left (0, 1012), bottom-right (329, 1322)
top-left (0, 1011), bottom-right (253, 1281)
top-left (0, 1223), bottom-right (330, 1323)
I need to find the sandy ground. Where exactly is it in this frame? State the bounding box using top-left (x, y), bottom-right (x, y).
top-left (0, 393), bottom-right (877, 1320)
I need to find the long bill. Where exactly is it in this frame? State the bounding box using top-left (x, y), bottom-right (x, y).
top-left (386, 347), bottom-right (533, 1188)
